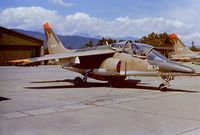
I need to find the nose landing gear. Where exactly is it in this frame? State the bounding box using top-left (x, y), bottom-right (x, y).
top-left (159, 75), bottom-right (174, 91)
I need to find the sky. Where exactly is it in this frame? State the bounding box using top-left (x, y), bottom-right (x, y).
top-left (0, 0), bottom-right (200, 46)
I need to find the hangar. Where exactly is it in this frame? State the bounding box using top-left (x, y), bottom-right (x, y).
top-left (0, 26), bottom-right (43, 65)
top-left (154, 46), bottom-right (174, 58)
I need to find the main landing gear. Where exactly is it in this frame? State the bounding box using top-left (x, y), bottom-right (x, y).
top-left (159, 75), bottom-right (174, 91)
top-left (108, 76), bottom-right (126, 87)
top-left (73, 69), bottom-right (93, 87)
top-left (74, 77), bottom-right (84, 87)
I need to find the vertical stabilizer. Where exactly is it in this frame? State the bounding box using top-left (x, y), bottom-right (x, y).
top-left (169, 33), bottom-right (195, 55)
top-left (43, 23), bottom-right (71, 54)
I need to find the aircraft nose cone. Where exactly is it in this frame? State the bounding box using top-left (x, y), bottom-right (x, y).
top-left (179, 66), bottom-right (195, 73)
top-left (148, 60), bottom-right (195, 73)
top-left (172, 62), bottom-right (195, 73)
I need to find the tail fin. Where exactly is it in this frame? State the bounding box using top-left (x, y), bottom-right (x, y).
top-left (43, 23), bottom-right (71, 54)
top-left (169, 33), bottom-right (195, 55)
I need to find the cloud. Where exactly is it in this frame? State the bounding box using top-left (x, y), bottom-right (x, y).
top-left (0, 7), bottom-right (62, 31)
top-left (48, 0), bottom-right (74, 7)
top-left (164, 0), bottom-right (200, 24)
top-left (0, 6), bottom-right (199, 45)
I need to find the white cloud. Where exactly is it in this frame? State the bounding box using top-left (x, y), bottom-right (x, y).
top-left (0, 6), bottom-right (199, 45)
top-left (0, 7), bottom-right (63, 31)
top-left (48, 0), bottom-right (74, 7)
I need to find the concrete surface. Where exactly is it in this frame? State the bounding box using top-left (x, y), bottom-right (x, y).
top-left (0, 63), bottom-right (200, 135)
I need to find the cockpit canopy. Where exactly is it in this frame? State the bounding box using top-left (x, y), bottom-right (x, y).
top-left (130, 43), bottom-right (152, 56)
top-left (111, 41), bottom-right (167, 61)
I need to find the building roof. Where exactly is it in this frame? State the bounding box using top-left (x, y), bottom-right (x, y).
top-left (0, 26), bottom-right (43, 46)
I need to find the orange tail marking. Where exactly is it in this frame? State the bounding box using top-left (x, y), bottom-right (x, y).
top-left (169, 33), bottom-right (177, 39)
top-left (43, 23), bottom-right (51, 38)
top-left (168, 33), bottom-right (178, 45)
top-left (43, 23), bottom-right (50, 30)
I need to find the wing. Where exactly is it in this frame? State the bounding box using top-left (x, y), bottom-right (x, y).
top-left (9, 49), bottom-right (115, 65)
top-left (183, 54), bottom-right (200, 59)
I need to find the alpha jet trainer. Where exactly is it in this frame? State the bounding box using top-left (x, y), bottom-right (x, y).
top-left (169, 33), bottom-right (200, 63)
top-left (12, 23), bottom-right (199, 90)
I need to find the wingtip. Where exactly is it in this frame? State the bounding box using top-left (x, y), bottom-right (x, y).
top-left (169, 33), bottom-right (177, 39)
top-left (43, 22), bottom-right (50, 30)
top-left (8, 59), bottom-right (32, 63)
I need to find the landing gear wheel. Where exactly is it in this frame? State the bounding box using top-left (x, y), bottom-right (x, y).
top-left (74, 77), bottom-right (84, 87)
top-left (109, 80), bottom-right (117, 87)
top-left (159, 83), bottom-right (167, 92)
top-left (108, 76), bottom-right (126, 88)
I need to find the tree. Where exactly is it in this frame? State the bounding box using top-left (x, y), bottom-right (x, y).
top-left (190, 41), bottom-right (197, 51)
top-left (44, 48), bottom-right (49, 55)
top-left (135, 32), bottom-right (172, 47)
top-left (85, 40), bottom-right (93, 48)
top-left (96, 38), bottom-right (116, 46)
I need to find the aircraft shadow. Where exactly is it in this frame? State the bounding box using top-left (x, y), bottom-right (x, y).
top-left (31, 79), bottom-right (74, 83)
top-left (26, 79), bottom-right (198, 93)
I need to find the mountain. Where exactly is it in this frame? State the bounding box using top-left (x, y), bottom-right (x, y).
top-left (12, 29), bottom-right (99, 49)
top-left (12, 29), bottom-right (139, 49)
top-left (116, 36), bottom-right (139, 41)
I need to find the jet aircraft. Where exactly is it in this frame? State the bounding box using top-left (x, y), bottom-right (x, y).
top-left (169, 33), bottom-right (200, 63)
top-left (10, 23), bottom-right (200, 90)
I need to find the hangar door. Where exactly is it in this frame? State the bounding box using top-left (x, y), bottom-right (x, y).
top-left (0, 46), bottom-right (37, 65)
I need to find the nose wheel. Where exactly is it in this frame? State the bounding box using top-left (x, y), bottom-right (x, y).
top-left (159, 83), bottom-right (167, 91)
top-left (159, 75), bottom-right (174, 91)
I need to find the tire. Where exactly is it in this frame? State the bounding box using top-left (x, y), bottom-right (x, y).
top-left (108, 76), bottom-right (126, 88)
top-left (74, 77), bottom-right (83, 87)
top-left (108, 79), bottom-right (117, 87)
top-left (159, 83), bottom-right (167, 92)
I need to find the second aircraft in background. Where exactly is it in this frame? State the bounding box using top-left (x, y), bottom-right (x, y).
top-left (169, 33), bottom-right (200, 63)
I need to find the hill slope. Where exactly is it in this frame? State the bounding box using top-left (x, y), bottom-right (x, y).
top-left (12, 29), bottom-right (99, 49)
top-left (12, 28), bottom-right (139, 49)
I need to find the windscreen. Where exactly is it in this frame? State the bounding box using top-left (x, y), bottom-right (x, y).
top-left (148, 50), bottom-right (167, 61)
top-left (131, 43), bottom-right (152, 56)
